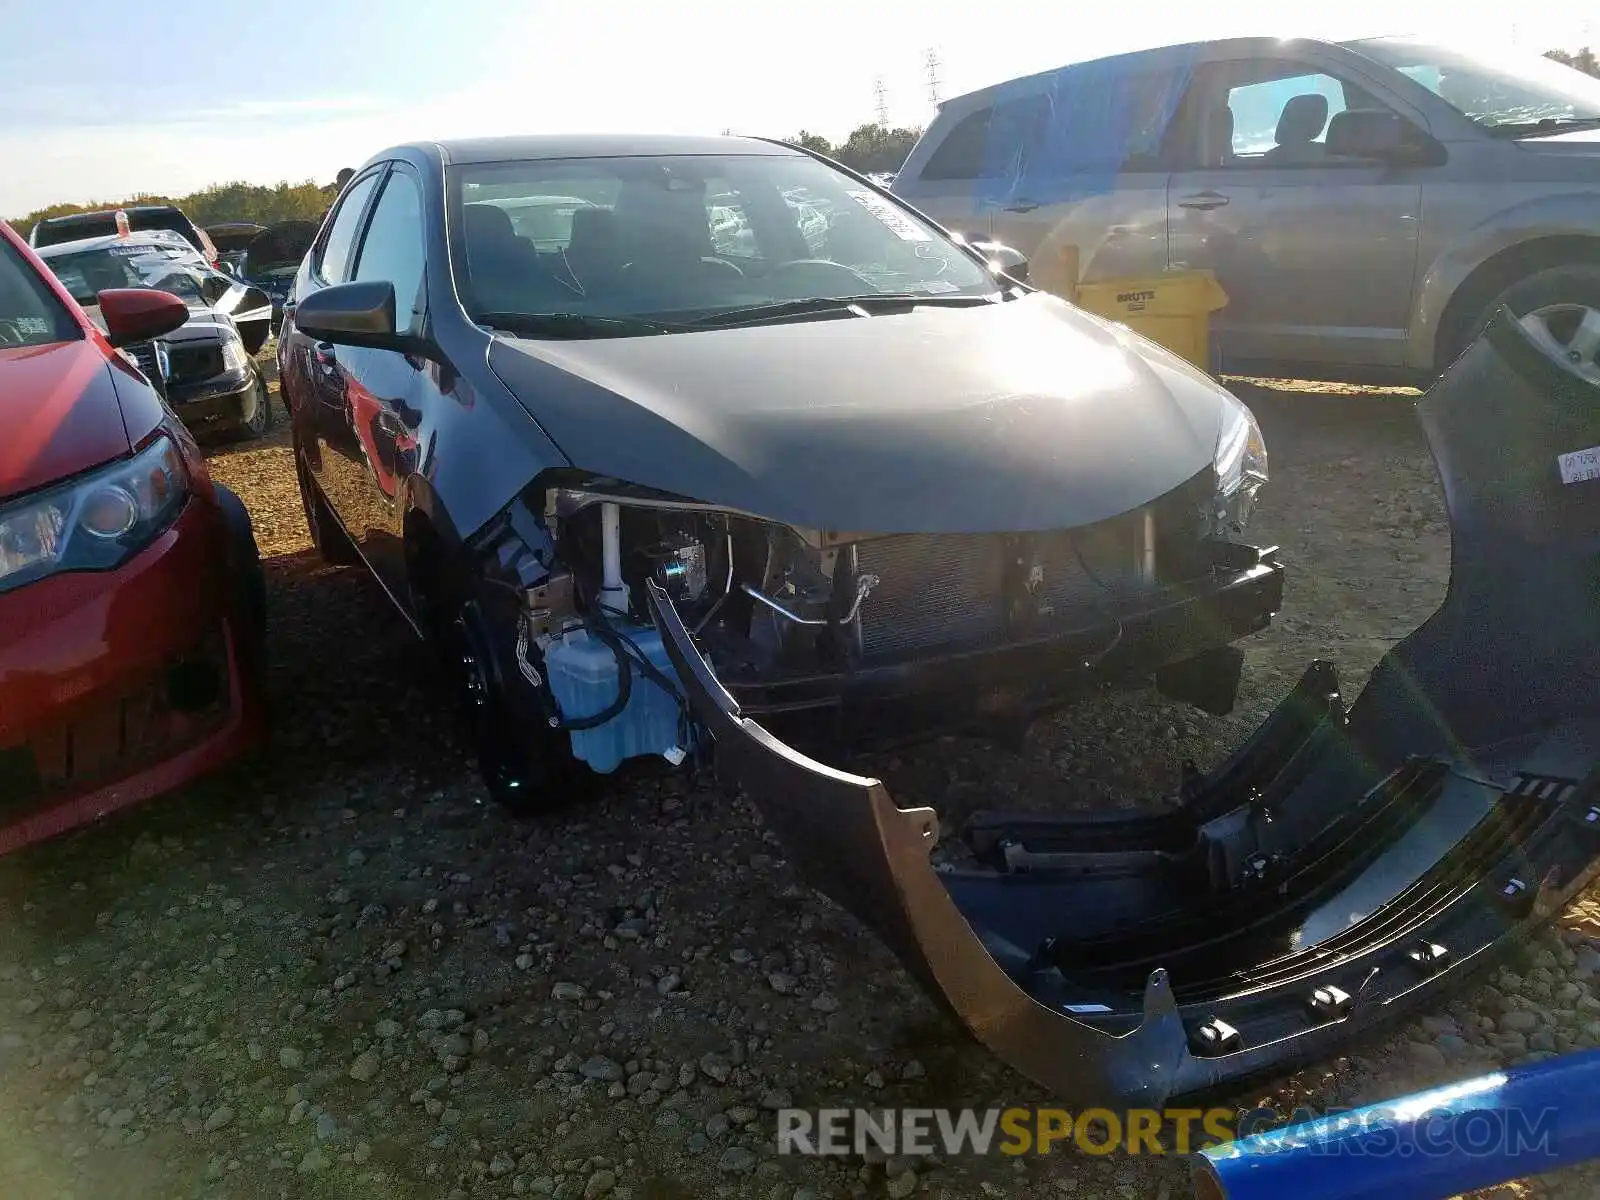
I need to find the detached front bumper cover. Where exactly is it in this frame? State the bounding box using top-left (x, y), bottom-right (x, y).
top-left (645, 308), bottom-right (1600, 1107)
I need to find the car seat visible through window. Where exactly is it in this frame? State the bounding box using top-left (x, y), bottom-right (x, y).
top-left (461, 202), bottom-right (572, 313)
top-left (1264, 94), bottom-right (1331, 164)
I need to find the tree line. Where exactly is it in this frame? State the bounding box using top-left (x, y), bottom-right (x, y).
top-left (1545, 47), bottom-right (1600, 76)
top-left (785, 123), bottom-right (923, 174)
top-left (9, 178), bottom-right (337, 241)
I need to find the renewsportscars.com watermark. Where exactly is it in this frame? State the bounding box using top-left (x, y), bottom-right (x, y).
top-left (776, 1105), bottom-right (1561, 1159)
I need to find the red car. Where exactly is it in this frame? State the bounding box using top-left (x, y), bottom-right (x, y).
top-left (0, 221), bottom-right (267, 854)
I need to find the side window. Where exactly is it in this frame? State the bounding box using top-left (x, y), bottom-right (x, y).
top-left (918, 106), bottom-right (994, 181)
top-left (986, 94), bottom-right (1051, 180)
top-left (315, 172), bottom-right (380, 281)
top-left (1025, 66), bottom-right (1193, 175)
top-left (352, 170), bottom-right (427, 333)
top-left (1227, 70), bottom-right (1348, 157)
top-left (916, 95), bottom-right (1053, 183)
top-left (1184, 60), bottom-right (1398, 168)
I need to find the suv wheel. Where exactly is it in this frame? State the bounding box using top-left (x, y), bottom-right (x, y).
top-left (1457, 264), bottom-right (1600, 376)
top-left (1515, 300), bottom-right (1600, 386)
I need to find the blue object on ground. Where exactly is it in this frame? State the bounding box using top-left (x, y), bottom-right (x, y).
top-left (1194, 1047), bottom-right (1600, 1200)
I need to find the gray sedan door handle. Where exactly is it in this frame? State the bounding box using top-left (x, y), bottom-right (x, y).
top-left (1178, 192), bottom-right (1230, 211)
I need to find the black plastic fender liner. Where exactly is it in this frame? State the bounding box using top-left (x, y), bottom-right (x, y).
top-left (643, 307), bottom-right (1600, 1106)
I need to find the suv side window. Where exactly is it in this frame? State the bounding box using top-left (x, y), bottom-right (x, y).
top-left (351, 169), bottom-right (427, 334)
top-left (1180, 59), bottom-right (1393, 168)
top-left (315, 172), bottom-right (381, 282)
top-left (1026, 66), bottom-right (1194, 174)
top-left (1229, 69), bottom-right (1348, 158)
top-left (918, 94), bottom-right (1051, 183)
top-left (919, 106), bottom-right (996, 181)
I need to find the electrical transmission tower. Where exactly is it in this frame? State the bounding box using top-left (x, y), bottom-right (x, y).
top-left (925, 49), bottom-right (942, 106)
top-left (873, 77), bottom-right (890, 126)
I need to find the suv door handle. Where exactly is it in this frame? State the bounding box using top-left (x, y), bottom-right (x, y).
top-left (1178, 191), bottom-right (1230, 211)
top-left (1004, 199), bottom-right (1039, 213)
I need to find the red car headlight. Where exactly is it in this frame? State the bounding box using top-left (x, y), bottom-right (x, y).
top-left (0, 434), bottom-right (190, 594)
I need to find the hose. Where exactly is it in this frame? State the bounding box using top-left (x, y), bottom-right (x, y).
top-left (543, 621), bottom-right (633, 731)
top-left (481, 564), bottom-right (693, 744)
top-left (1068, 536), bottom-right (1127, 668)
top-left (546, 605), bottom-right (694, 742)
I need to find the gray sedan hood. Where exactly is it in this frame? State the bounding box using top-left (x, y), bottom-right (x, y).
top-left (487, 292), bottom-right (1232, 533)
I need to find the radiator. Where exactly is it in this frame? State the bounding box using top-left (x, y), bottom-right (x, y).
top-left (856, 533), bottom-right (1008, 657)
top-left (853, 513), bottom-right (1153, 660)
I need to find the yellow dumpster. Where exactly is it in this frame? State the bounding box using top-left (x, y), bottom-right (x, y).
top-left (1073, 269), bottom-right (1229, 374)
top-left (1029, 244), bottom-right (1230, 373)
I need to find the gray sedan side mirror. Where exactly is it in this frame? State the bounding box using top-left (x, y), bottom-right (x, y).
top-left (295, 280), bottom-right (400, 342)
top-left (295, 279), bottom-right (440, 359)
top-left (964, 236), bottom-right (1030, 285)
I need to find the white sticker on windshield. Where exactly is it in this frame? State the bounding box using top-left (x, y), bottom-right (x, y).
top-left (920, 279), bottom-right (959, 293)
top-left (845, 190), bottom-right (930, 241)
top-left (1558, 444), bottom-right (1600, 485)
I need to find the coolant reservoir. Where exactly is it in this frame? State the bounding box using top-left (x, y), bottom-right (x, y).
top-left (543, 625), bottom-right (688, 774)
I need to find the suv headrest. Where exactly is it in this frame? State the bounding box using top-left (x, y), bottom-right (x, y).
top-left (1276, 94), bottom-right (1331, 146)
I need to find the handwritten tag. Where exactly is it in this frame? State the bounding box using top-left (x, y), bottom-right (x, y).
top-left (1558, 444), bottom-right (1600, 485)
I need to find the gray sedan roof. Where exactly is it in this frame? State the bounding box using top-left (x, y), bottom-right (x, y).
top-left (416, 133), bottom-right (800, 166)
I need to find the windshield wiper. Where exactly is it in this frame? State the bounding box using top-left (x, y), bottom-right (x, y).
top-left (476, 311), bottom-right (686, 339)
top-left (683, 292), bottom-right (995, 330)
top-left (1488, 115), bottom-right (1600, 138)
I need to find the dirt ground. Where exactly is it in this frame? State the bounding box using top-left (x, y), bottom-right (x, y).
top-left (0, 370), bottom-right (1596, 1200)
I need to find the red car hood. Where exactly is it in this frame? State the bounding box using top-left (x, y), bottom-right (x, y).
top-left (0, 340), bottom-right (131, 503)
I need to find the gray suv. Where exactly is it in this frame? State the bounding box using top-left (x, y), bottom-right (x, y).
top-left (893, 36), bottom-right (1600, 384)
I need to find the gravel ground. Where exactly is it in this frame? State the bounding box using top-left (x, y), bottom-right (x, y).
top-left (1, 368), bottom-right (1598, 1200)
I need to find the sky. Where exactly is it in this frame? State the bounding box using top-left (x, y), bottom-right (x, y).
top-left (2, 0), bottom-right (1596, 216)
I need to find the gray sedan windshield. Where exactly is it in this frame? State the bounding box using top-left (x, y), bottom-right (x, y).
top-left (1350, 37), bottom-right (1600, 132)
top-left (450, 152), bottom-right (998, 327)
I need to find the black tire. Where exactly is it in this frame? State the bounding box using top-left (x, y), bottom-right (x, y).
top-left (1450, 264), bottom-right (1600, 372)
top-left (416, 564), bottom-right (598, 816)
top-left (292, 434), bottom-right (359, 565)
top-left (229, 367), bottom-right (274, 441)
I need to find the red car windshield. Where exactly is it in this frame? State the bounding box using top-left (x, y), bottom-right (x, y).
top-left (0, 236), bottom-right (77, 349)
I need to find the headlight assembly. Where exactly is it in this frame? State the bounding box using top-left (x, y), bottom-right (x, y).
top-left (1208, 395), bottom-right (1268, 536)
top-left (0, 434), bottom-right (190, 595)
top-left (220, 334), bottom-right (250, 375)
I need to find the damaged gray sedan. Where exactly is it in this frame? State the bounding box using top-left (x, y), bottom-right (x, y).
top-left (278, 134), bottom-right (1600, 1105)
